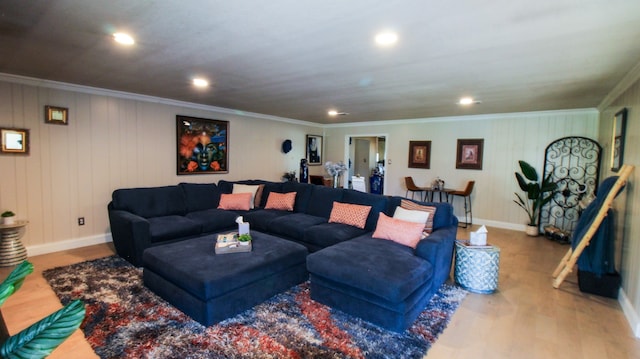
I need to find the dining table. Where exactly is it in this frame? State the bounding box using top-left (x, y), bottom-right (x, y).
top-left (425, 187), bottom-right (455, 203)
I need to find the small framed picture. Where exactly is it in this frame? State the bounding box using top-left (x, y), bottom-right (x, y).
top-left (456, 139), bottom-right (484, 170)
top-left (1, 127), bottom-right (30, 155)
top-left (408, 141), bottom-right (431, 169)
top-left (306, 134), bottom-right (323, 165)
top-left (610, 108), bottom-right (627, 172)
top-left (45, 106), bottom-right (69, 125)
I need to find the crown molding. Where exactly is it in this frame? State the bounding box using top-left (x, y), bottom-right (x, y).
top-left (0, 72), bottom-right (321, 128)
top-left (598, 59), bottom-right (640, 111)
top-left (324, 108), bottom-right (599, 128)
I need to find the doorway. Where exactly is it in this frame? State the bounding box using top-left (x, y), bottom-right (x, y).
top-left (346, 135), bottom-right (387, 194)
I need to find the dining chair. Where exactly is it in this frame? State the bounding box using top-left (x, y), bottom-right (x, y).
top-left (404, 176), bottom-right (427, 201)
top-left (450, 181), bottom-right (475, 228)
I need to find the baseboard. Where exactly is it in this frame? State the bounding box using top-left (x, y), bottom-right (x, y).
top-left (26, 233), bottom-right (113, 257)
top-left (456, 217), bottom-right (524, 231)
top-left (618, 287), bottom-right (640, 337)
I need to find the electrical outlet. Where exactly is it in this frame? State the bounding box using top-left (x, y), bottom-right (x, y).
top-left (78, 217), bottom-right (85, 226)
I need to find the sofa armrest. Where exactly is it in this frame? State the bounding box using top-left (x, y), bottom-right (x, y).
top-left (414, 225), bottom-right (457, 289)
top-left (108, 206), bottom-right (151, 266)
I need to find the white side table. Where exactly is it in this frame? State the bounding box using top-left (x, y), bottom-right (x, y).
top-left (454, 241), bottom-right (500, 294)
top-left (0, 220), bottom-right (29, 267)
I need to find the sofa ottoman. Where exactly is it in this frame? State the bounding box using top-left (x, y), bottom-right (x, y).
top-left (306, 235), bottom-right (435, 332)
top-left (143, 231), bottom-right (309, 326)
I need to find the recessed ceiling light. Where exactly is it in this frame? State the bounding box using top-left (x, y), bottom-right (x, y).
top-left (193, 78), bottom-right (209, 87)
top-left (328, 110), bottom-right (348, 116)
top-left (113, 32), bottom-right (135, 45)
top-left (375, 31), bottom-right (398, 46)
top-left (458, 97), bottom-right (481, 105)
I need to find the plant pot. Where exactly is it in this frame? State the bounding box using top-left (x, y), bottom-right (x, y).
top-left (239, 241), bottom-right (250, 246)
top-left (525, 225), bottom-right (539, 236)
top-left (2, 216), bottom-right (15, 225)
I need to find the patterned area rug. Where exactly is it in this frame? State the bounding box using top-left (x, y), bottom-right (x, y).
top-left (43, 256), bottom-right (466, 359)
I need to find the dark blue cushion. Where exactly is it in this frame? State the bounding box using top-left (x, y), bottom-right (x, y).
top-left (180, 183), bottom-right (221, 212)
top-left (342, 190), bottom-right (388, 230)
top-left (217, 180), bottom-right (235, 194)
top-left (307, 236), bottom-right (433, 303)
top-left (282, 182), bottom-right (314, 212)
top-left (112, 186), bottom-right (186, 218)
top-left (303, 222), bottom-right (368, 248)
top-left (185, 209), bottom-right (239, 233)
top-left (268, 213), bottom-right (326, 240)
top-left (305, 186), bottom-right (344, 218)
top-left (147, 215), bottom-right (201, 243)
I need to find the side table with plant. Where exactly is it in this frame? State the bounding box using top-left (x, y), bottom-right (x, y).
top-left (514, 160), bottom-right (558, 236)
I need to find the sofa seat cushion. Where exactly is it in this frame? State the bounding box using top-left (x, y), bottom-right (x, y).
top-left (303, 222), bottom-right (368, 248)
top-left (185, 209), bottom-right (239, 233)
top-left (307, 236), bottom-right (433, 303)
top-left (148, 216), bottom-right (201, 243)
top-left (243, 209), bottom-right (291, 232)
top-left (267, 213), bottom-right (326, 240)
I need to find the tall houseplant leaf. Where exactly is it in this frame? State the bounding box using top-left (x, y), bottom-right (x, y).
top-left (513, 160), bottom-right (558, 226)
top-left (0, 261), bottom-right (86, 358)
top-left (0, 300), bottom-right (85, 358)
top-left (0, 261), bottom-right (34, 307)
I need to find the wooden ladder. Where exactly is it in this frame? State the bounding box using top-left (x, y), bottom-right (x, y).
top-left (552, 164), bottom-right (634, 289)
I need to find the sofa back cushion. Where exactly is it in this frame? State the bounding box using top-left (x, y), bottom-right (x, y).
top-left (306, 186), bottom-right (344, 218)
top-left (180, 183), bottom-right (221, 212)
top-left (282, 181), bottom-right (314, 212)
top-left (342, 190), bottom-right (389, 230)
top-left (111, 186), bottom-right (186, 218)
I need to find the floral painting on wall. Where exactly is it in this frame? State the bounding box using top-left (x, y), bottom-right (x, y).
top-left (176, 115), bottom-right (229, 175)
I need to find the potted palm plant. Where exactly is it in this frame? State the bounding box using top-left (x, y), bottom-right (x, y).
top-left (514, 160), bottom-right (558, 236)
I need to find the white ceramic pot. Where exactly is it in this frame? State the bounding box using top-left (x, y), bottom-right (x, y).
top-left (239, 240), bottom-right (250, 246)
top-left (2, 216), bottom-right (15, 225)
top-left (525, 225), bottom-right (539, 237)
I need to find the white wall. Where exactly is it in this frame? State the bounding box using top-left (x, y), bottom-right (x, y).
top-left (323, 110), bottom-right (599, 229)
top-left (0, 75), bottom-right (321, 254)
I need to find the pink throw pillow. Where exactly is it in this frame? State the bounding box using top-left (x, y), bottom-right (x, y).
top-left (217, 193), bottom-right (252, 210)
top-left (328, 202), bottom-right (372, 229)
top-left (264, 192), bottom-right (296, 211)
top-left (372, 213), bottom-right (425, 249)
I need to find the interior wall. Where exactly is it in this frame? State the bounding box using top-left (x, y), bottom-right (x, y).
top-left (323, 110), bottom-right (599, 229)
top-left (0, 78), bottom-right (321, 254)
top-left (598, 76), bottom-right (640, 335)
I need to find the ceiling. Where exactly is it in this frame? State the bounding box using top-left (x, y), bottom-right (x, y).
top-left (1, 0), bottom-right (640, 124)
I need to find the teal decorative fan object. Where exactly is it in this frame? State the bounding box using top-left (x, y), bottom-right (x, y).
top-left (0, 261), bottom-right (86, 359)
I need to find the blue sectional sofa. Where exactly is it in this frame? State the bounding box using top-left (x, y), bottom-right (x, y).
top-left (108, 179), bottom-right (458, 331)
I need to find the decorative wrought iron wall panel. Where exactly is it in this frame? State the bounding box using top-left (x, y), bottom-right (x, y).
top-left (540, 136), bottom-right (601, 234)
